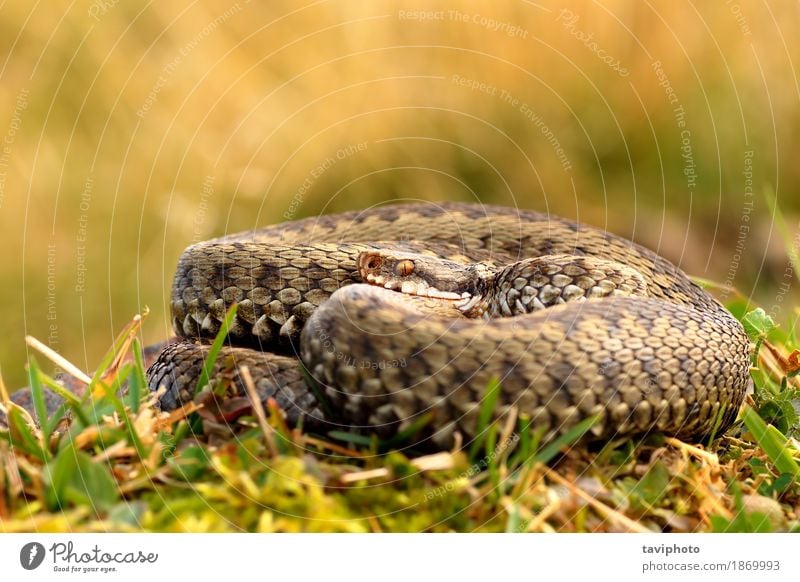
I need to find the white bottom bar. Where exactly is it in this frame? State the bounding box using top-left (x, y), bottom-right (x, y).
top-left (1, 533), bottom-right (796, 581)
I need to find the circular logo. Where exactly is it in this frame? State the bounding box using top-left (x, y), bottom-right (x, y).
top-left (19, 542), bottom-right (46, 570)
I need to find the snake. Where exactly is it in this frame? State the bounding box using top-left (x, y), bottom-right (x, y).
top-left (145, 202), bottom-right (752, 448)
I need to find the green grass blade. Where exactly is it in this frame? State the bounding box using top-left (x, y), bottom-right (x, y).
top-left (26, 358), bottom-right (53, 459)
top-left (504, 504), bottom-right (523, 533)
top-left (742, 405), bottom-right (800, 478)
top-left (33, 369), bottom-right (93, 428)
top-left (34, 369), bottom-right (86, 409)
top-left (129, 338), bottom-right (147, 413)
top-left (195, 304), bottom-right (238, 395)
top-left (705, 403), bottom-right (728, 448)
top-left (36, 373), bottom-right (82, 406)
top-left (87, 320), bottom-right (142, 388)
top-left (381, 412), bottom-right (434, 450)
top-left (469, 377), bottom-right (501, 460)
top-left (533, 415), bottom-right (599, 465)
top-left (43, 444), bottom-right (119, 512)
top-left (327, 430), bottom-right (373, 447)
top-left (484, 424), bottom-right (502, 496)
top-left (103, 367), bottom-right (146, 458)
top-left (299, 361), bottom-right (335, 419)
top-left (512, 414), bottom-right (533, 463)
top-left (6, 406), bottom-right (47, 462)
top-left (44, 402), bottom-right (68, 438)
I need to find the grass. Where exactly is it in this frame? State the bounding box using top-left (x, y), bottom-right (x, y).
top-left (1, 294), bottom-right (799, 533)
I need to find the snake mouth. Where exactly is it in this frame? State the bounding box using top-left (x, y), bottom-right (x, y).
top-left (362, 271), bottom-right (472, 301)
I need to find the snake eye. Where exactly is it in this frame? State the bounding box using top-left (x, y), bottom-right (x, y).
top-left (395, 259), bottom-right (414, 277)
top-left (364, 255), bottom-right (382, 270)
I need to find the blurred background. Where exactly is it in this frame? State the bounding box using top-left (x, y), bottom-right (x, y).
top-left (0, 1), bottom-right (798, 388)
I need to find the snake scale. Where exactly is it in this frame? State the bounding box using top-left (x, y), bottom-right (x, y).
top-left (146, 202), bottom-right (752, 448)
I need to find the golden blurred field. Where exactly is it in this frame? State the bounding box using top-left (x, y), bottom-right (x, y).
top-left (1, 1), bottom-right (798, 388)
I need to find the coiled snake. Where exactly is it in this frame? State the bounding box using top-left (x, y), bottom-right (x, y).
top-left (146, 202), bottom-right (752, 448)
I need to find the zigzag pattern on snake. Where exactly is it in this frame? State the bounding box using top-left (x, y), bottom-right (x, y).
top-left (146, 202), bottom-right (752, 448)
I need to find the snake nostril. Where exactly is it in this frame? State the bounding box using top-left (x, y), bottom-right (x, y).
top-left (365, 255), bottom-right (382, 270)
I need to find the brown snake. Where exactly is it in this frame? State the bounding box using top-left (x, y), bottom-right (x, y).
top-left (145, 202), bottom-right (752, 448)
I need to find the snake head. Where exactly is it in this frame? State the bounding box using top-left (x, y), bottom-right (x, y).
top-left (357, 250), bottom-right (488, 302)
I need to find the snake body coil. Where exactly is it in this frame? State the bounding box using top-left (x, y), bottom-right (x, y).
top-left (147, 202), bottom-right (751, 447)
